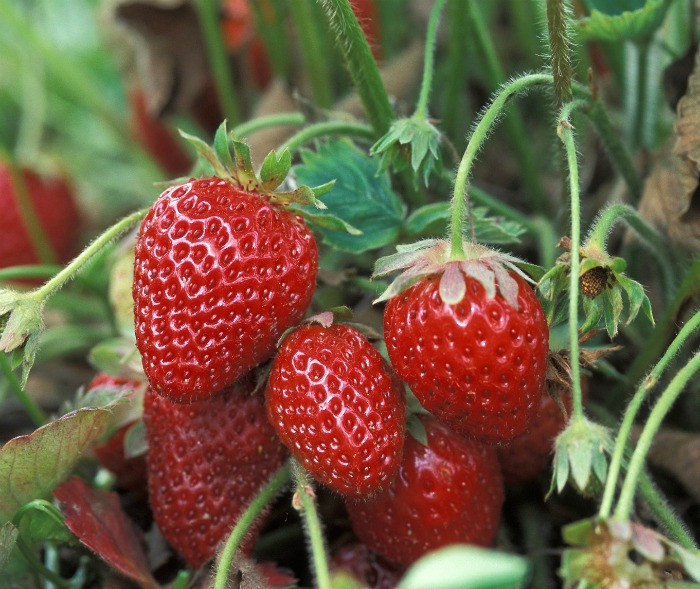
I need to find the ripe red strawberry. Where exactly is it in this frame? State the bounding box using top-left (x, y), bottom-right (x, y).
top-left (89, 373), bottom-right (148, 494)
top-left (133, 176), bottom-right (318, 402)
top-left (0, 161), bottom-right (80, 270)
top-left (345, 414), bottom-right (504, 569)
top-left (144, 376), bottom-right (287, 568)
top-left (265, 321), bottom-right (406, 496)
top-left (383, 265), bottom-right (549, 444)
top-left (330, 542), bottom-right (403, 589)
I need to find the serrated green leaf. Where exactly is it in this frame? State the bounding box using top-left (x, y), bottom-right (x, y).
top-left (397, 545), bottom-right (530, 589)
top-left (293, 140), bottom-right (406, 253)
top-left (576, 0), bottom-right (672, 41)
top-left (259, 149), bottom-right (292, 192)
top-left (0, 408), bottom-right (114, 523)
top-left (0, 522), bottom-right (19, 570)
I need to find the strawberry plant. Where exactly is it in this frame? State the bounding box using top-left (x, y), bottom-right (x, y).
top-left (1, 0), bottom-right (700, 588)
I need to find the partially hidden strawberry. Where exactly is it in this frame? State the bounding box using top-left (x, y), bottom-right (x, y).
top-left (0, 160), bottom-right (81, 271)
top-left (345, 414), bottom-right (504, 569)
top-left (330, 542), bottom-right (403, 589)
top-left (265, 320), bottom-right (406, 497)
top-left (89, 373), bottom-right (148, 494)
top-left (497, 389), bottom-right (570, 485)
top-left (377, 241), bottom-right (549, 444)
top-left (133, 128), bottom-right (325, 402)
top-left (144, 375), bottom-right (288, 569)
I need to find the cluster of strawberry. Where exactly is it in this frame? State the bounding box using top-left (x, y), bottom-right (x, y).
top-left (90, 159), bottom-right (564, 583)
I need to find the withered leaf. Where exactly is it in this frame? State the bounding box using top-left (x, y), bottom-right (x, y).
top-left (639, 46), bottom-right (700, 252)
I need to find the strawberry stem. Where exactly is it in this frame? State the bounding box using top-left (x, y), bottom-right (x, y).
top-left (599, 308), bottom-right (700, 519)
top-left (214, 463), bottom-right (291, 589)
top-left (0, 265), bottom-right (62, 283)
top-left (558, 98), bottom-right (589, 420)
top-left (413, 0), bottom-right (447, 120)
top-left (545, 0), bottom-right (573, 110)
top-left (316, 0), bottom-right (394, 135)
top-left (232, 112), bottom-right (306, 139)
top-left (31, 210), bottom-right (148, 303)
top-left (277, 120), bottom-right (375, 153)
top-left (449, 73), bottom-right (552, 260)
top-left (291, 459), bottom-right (332, 589)
top-left (613, 351), bottom-right (700, 523)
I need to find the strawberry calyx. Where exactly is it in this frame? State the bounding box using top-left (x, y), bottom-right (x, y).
top-left (0, 288), bottom-right (44, 387)
top-left (180, 121), bottom-right (334, 207)
top-left (373, 238), bottom-right (536, 307)
top-left (539, 236), bottom-right (653, 338)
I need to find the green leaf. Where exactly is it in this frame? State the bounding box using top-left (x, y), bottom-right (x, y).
top-left (397, 545), bottom-right (530, 589)
top-left (20, 502), bottom-right (75, 544)
top-left (0, 408), bottom-right (114, 523)
top-left (293, 140), bottom-right (406, 252)
top-left (88, 337), bottom-right (144, 381)
top-left (674, 547), bottom-right (700, 581)
top-left (0, 522), bottom-right (19, 570)
top-left (576, 0), bottom-right (672, 41)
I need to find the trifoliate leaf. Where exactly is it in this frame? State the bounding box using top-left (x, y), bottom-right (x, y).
top-left (294, 140), bottom-right (406, 252)
top-left (576, 0), bottom-right (673, 42)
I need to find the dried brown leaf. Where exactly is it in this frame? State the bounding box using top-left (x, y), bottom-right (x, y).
top-left (639, 46), bottom-right (700, 252)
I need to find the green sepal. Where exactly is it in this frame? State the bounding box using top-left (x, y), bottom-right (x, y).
top-left (616, 274), bottom-right (654, 327)
top-left (603, 287), bottom-right (624, 338)
top-left (179, 128), bottom-right (229, 179)
top-left (212, 121), bottom-right (236, 172)
top-left (514, 261), bottom-right (546, 282)
top-left (293, 208), bottom-right (361, 236)
top-left (562, 518), bottom-right (596, 547)
top-left (230, 139), bottom-right (257, 190)
top-left (0, 291), bottom-right (45, 388)
top-left (579, 257), bottom-right (603, 276)
top-left (406, 413), bottom-right (428, 447)
top-left (555, 436), bottom-right (571, 494)
top-left (581, 296), bottom-right (605, 334)
top-left (259, 149), bottom-right (292, 192)
top-left (609, 256), bottom-right (627, 273)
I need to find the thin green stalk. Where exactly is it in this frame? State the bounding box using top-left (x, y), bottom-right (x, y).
top-left (449, 73), bottom-right (553, 260)
top-left (414, 0), bottom-right (447, 119)
top-left (317, 0), bottom-right (394, 135)
top-left (32, 210), bottom-right (147, 302)
top-left (614, 351), bottom-right (700, 521)
top-left (622, 254), bottom-right (700, 397)
top-left (250, 0), bottom-right (290, 79)
top-left (277, 120), bottom-right (375, 153)
top-left (465, 0), bottom-right (548, 213)
top-left (0, 265), bottom-right (62, 283)
top-left (292, 460), bottom-right (331, 589)
top-left (232, 112), bottom-right (306, 139)
top-left (545, 0), bottom-right (573, 108)
top-left (600, 309), bottom-right (700, 518)
top-left (638, 471), bottom-right (697, 550)
top-left (214, 464), bottom-right (291, 589)
top-left (559, 98), bottom-right (590, 419)
top-left (290, 2), bottom-right (332, 108)
top-left (15, 536), bottom-right (71, 589)
top-left (3, 155), bottom-right (56, 265)
top-left (582, 100), bottom-right (643, 201)
top-left (194, 0), bottom-right (241, 126)
top-left (585, 203), bottom-right (675, 301)
top-left (0, 352), bottom-right (46, 426)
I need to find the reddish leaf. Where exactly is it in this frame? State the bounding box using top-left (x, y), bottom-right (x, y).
top-left (54, 477), bottom-right (159, 589)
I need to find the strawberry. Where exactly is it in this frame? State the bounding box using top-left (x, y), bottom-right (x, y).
top-left (379, 244), bottom-right (549, 444)
top-left (89, 373), bottom-right (148, 493)
top-left (497, 390), bottom-right (569, 485)
top-left (144, 375), bottom-right (288, 568)
top-left (133, 176), bottom-right (318, 402)
top-left (344, 414), bottom-right (504, 569)
top-left (265, 320), bottom-right (406, 496)
top-left (330, 542), bottom-right (403, 589)
top-left (0, 161), bottom-right (81, 271)
top-left (128, 89), bottom-right (193, 178)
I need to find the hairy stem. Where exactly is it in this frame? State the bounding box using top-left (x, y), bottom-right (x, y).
top-left (317, 0), bottom-right (394, 135)
top-left (614, 351), bottom-right (700, 521)
top-left (600, 309), bottom-right (700, 518)
top-left (546, 0), bottom-right (573, 108)
top-left (292, 460), bottom-right (331, 589)
top-left (558, 99), bottom-right (590, 419)
top-left (214, 464), bottom-right (291, 589)
top-left (449, 73), bottom-right (553, 260)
